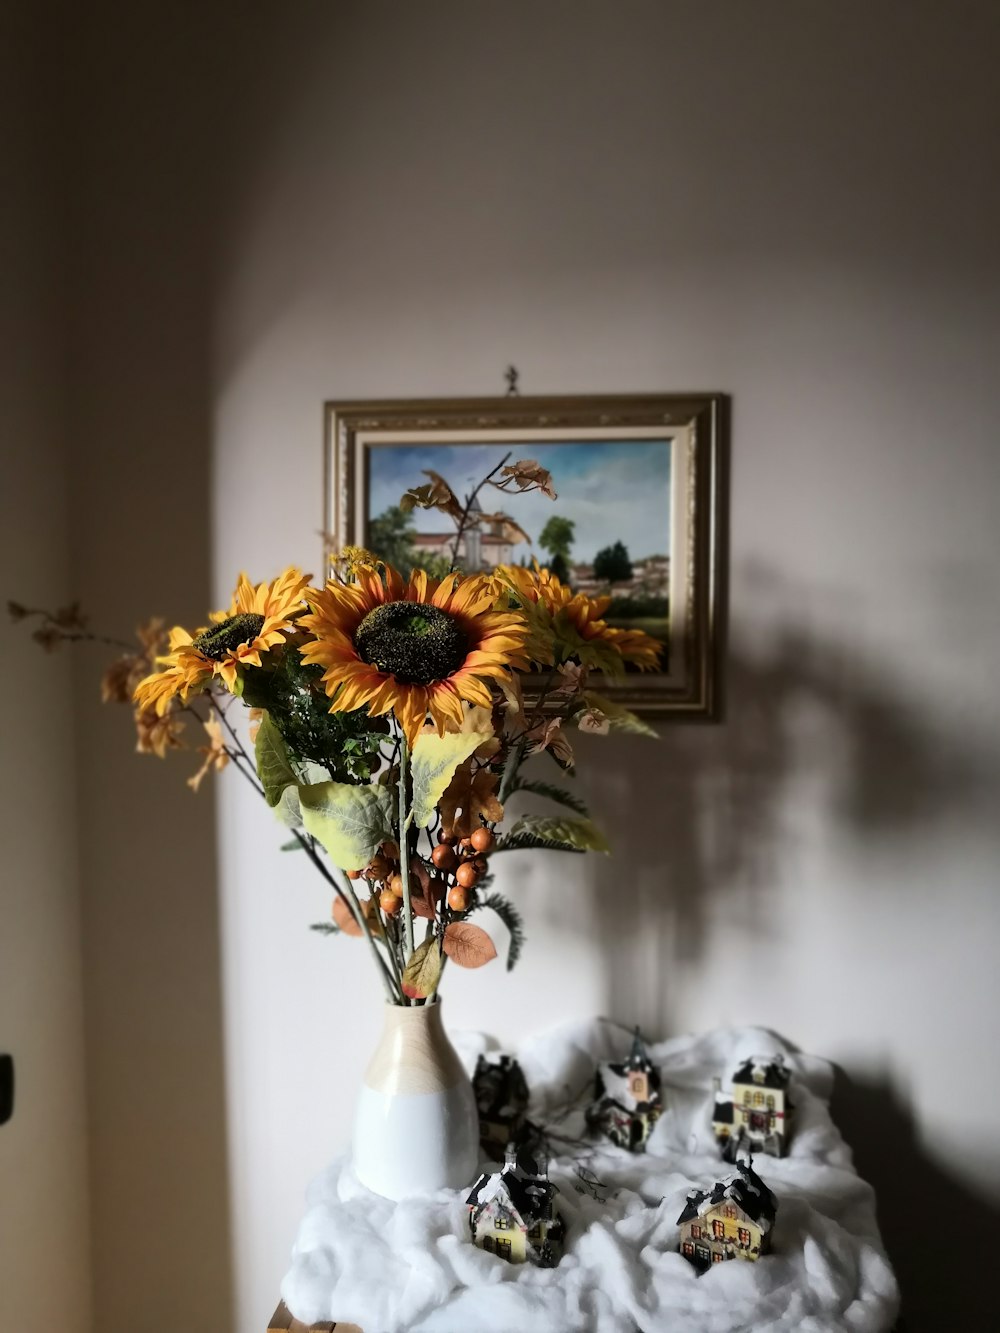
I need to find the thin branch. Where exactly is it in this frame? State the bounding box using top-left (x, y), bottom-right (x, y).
top-left (448, 450), bottom-right (512, 568)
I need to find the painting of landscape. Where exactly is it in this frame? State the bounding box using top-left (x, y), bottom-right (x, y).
top-left (364, 439), bottom-right (672, 659)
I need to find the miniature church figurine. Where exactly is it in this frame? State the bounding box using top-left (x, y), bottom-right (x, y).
top-left (586, 1028), bottom-right (662, 1152)
top-left (712, 1054), bottom-right (793, 1162)
top-left (473, 1053), bottom-right (530, 1159)
top-left (467, 1144), bottom-right (566, 1267)
top-left (677, 1157), bottom-right (777, 1274)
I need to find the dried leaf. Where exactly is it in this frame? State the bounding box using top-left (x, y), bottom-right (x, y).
top-left (493, 459), bottom-right (557, 500)
top-left (399, 470), bottom-right (463, 521)
top-left (332, 894), bottom-right (383, 939)
top-left (401, 937), bottom-right (442, 999)
top-left (439, 759), bottom-right (504, 838)
top-left (581, 691), bottom-right (658, 738)
top-left (577, 707), bottom-right (610, 735)
top-left (332, 896), bottom-right (362, 937)
top-left (443, 922), bottom-right (497, 969)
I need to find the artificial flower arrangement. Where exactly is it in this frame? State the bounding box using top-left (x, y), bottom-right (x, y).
top-left (11, 458), bottom-right (660, 1005)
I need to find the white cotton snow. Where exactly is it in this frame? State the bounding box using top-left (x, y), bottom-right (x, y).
top-left (280, 1021), bottom-right (900, 1333)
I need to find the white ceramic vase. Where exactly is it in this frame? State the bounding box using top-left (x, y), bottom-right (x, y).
top-left (352, 999), bottom-right (479, 1200)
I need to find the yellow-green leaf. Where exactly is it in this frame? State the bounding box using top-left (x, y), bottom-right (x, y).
top-left (401, 938), bottom-right (442, 999)
top-left (298, 781), bottom-right (393, 871)
top-left (582, 691), bottom-right (658, 738)
top-left (255, 712), bottom-right (297, 807)
top-left (410, 713), bottom-right (496, 828)
top-left (504, 814), bottom-right (610, 853)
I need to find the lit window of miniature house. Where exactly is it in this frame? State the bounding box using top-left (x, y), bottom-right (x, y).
top-left (466, 1145), bottom-right (565, 1267)
top-left (586, 1029), bottom-right (662, 1153)
top-left (712, 1054), bottom-right (792, 1162)
top-left (677, 1158), bottom-right (777, 1274)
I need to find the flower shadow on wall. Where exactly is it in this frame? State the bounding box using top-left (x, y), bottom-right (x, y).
top-left (574, 611), bottom-right (996, 1023)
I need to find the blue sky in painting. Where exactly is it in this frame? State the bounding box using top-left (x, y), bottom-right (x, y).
top-left (367, 440), bottom-right (671, 564)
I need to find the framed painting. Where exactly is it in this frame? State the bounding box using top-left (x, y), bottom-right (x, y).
top-left (323, 394), bottom-right (726, 719)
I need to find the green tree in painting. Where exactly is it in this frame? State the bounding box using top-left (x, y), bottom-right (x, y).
top-left (368, 506), bottom-right (415, 570)
top-left (368, 505), bottom-right (453, 578)
top-left (593, 540), bottom-right (633, 584)
top-left (539, 515), bottom-right (576, 584)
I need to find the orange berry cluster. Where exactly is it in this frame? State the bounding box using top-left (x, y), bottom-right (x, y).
top-left (347, 842), bottom-right (409, 918)
top-left (431, 825), bottom-right (494, 914)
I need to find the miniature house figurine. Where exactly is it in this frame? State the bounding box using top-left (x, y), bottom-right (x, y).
top-left (712, 1054), bottom-right (793, 1161)
top-left (473, 1054), bottom-right (530, 1158)
top-left (677, 1157), bottom-right (777, 1274)
top-left (466, 1144), bottom-right (566, 1267)
top-left (586, 1028), bottom-right (662, 1152)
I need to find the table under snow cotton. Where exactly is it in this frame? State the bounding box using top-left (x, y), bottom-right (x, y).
top-left (278, 1020), bottom-right (900, 1332)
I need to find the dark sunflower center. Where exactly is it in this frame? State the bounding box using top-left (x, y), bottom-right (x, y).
top-left (193, 612), bottom-right (265, 660)
top-left (354, 601), bottom-right (468, 685)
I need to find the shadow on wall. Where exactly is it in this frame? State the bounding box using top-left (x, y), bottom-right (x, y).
top-left (583, 608), bottom-right (994, 1019)
top-left (832, 1068), bottom-right (998, 1331)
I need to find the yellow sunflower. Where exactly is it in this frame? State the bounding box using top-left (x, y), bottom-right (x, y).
top-left (299, 566), bottom-right (529, 746)
top-left (495, 564), bottom-right (662, 674)
top-left (134, 566), bottom-right (312, 714)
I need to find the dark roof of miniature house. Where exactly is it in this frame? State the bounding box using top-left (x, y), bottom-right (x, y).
top-left (676, 1159), bottom-right (777, 1230)
top-left (466, 1148), bottom-right (558, 1222)
top-left (474, 1054), bottom-right (530, 1117)
top-left (732, 1055), bottom-right (790, 1091)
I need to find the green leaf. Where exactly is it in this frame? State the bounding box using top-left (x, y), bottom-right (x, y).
top-left (298, 781), bottom-right (393, 871)
top-left (276, 783), bottom-right (303, 829)
top-left (280, 838), bottom-right (305, 852)
top-left (582, 691), bottom-right (658, 739)
top-left (309, 922), bottom-right (340, 935)
top-left (499, 814), bottom-right (610, 854)
top-left (401, 938), bottom-right (442, 999)
top-left (509, 777), bottom-right (590, 817)
top-left (254, 712), bottom-right (297, 807)
top-left (475, 892), bottom-right (526, 971)
top-left (409, 719), bottom-right (495, 828)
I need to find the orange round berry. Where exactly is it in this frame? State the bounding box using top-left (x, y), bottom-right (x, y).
top-left (432, 844), bottom-right (458, 872)
top-left (472, 855), bottom-right (488, 876)
top-left (470, 827), bottom-right (494, 853)
top-left (346, 868), bottom-right (363, 880)
top-left (388, 873), bottom-right (403, 896)
top-left (455, 860), bottom-right (479, 889)
top-left (438, 830), bottom-right (457, 846)
top-left (447, 885), bottom-right (469, 912)
top-left (379, 889), bottom-right (402, 916)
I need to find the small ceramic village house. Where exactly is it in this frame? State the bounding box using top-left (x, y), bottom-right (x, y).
top-left (677, 1158), bottom-right (777, 1274)
top-left (466, 1145), bottom-right (565, 1267)
top-left (712, 1054), bottom-right (793, 1161)
top-left (473, 1053), bottom-right (529, 1158)
top-left (586, 1030), bottom-right (662, 1152)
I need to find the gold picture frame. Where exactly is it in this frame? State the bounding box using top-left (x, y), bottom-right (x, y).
top-left (323, 394), bottom-right (727, 720)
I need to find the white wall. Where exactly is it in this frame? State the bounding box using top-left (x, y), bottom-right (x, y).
top-left (30, 3), bottom-right (999, 1330)
top-left (209, 5), bottom-right (1000, 1329)
top-left (0, 4), bottom-right (91, 1326)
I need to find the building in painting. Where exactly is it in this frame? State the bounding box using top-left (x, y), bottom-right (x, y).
top-left (586, 1029), bottom-right (663, 1152)
top-left (466, 1145), bottom-right (565, 1267)
top-left (677, 1158), bottom-right (777, 1274)
top-left (712, 1054), bottom-right (793, 1161)
top-left (473, 1054), bottom-right (530, 1159)
top-left (411, 496), bottom-right (526, 571)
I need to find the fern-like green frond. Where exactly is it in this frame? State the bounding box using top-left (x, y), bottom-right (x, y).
top-left (476, 892), bottom-right (525, 971)
top-left (509, 777), bottom-right (590, 817)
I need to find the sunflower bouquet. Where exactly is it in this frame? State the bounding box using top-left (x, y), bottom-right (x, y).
top-left (12, 459), bottom-right (660, 1006)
